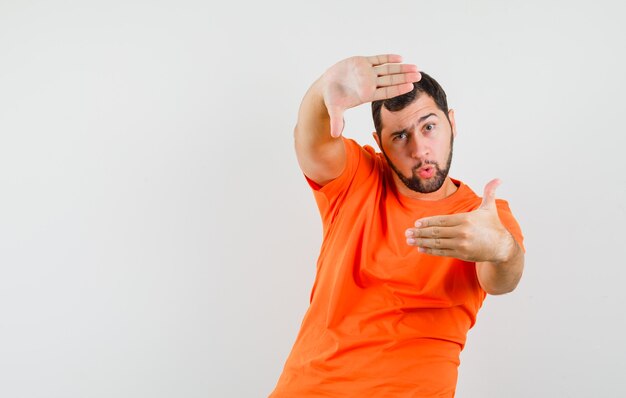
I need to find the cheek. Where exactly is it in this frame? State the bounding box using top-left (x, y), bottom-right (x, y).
top-left (393, 150), bottom-right (418, 171)
top-left (435, 136), bottom-right (452, 158)
top-left (437, 140), bottom-right (450, 153)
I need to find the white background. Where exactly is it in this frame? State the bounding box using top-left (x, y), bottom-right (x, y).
top-left (1, 0), bottom-right (625, 397)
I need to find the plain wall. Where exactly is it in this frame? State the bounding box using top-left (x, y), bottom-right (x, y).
top-left (1, 0), bottom-right (625, 396)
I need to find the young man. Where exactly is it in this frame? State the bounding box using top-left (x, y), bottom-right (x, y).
top-left (270, 54), bottom-right (525, 397)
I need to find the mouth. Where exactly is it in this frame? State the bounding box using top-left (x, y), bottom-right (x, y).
top-left (416, 165), bottom-right (435, 179)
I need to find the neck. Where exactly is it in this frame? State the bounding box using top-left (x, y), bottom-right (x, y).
top-left (392, 174), bottom-right (458, 201)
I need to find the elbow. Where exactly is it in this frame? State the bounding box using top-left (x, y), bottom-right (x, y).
top-left (478, 266), bottom-right (523, 296)
top-left (482, 272), bottom-right (523, 296)
top-left (485, 284), bottom-right (517, 296)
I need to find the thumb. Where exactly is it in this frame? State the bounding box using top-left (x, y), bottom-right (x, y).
top-left (327, 107), bottom-right (345, 138)
top-left (479, 178), bottom-right (501, 210)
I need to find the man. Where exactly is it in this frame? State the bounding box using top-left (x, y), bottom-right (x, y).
top-left (269, 54), bottom-right (525, 397)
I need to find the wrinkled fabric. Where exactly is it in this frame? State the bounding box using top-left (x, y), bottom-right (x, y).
top-left (270, 138), bottom-right (525, 397)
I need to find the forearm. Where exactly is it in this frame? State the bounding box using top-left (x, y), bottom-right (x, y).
top-left (294, 77), bottom-right (345, 185)
top-left (295, 78), bottom-right (333, 147)
top-left (476, 233), bottom-right (525, 295)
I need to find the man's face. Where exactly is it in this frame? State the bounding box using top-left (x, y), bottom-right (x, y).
top-left (374, 94), bottom-right (456, 194)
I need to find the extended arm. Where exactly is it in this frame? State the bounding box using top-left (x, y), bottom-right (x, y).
top-left (405, 179), bottom-right (525, 295)
top-left (475, 232), bottom-right (524, 295)
top-left (294, 55), bottom-right (420, 186)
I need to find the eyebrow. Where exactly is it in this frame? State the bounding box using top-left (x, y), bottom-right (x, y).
top-left (391, 113), bottom-right (438, 136)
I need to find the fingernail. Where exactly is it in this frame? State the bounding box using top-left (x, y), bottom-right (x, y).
top-left (414, 221), bottom-right (422, 228)
top-left (406, 238), bottom-right (415, 245)
top-left (405, 229), bottom-right (413, 237)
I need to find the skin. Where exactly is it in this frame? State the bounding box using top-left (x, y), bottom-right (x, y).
top-left (294, 54), bottom-right (524, 295)
top-left (372, 95), bottom-right (457, 201)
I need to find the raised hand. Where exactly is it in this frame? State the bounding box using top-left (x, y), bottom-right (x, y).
top-left (320, 54), bottom-right (421, 138)
top-left (404, 179), bottom-right (516, 263)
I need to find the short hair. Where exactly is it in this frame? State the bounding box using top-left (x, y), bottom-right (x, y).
top-left (371, 72), bottom-right (449, 136)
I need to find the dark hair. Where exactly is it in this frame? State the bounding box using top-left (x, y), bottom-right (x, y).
top-left (371, 71), bottom-right (449, 136)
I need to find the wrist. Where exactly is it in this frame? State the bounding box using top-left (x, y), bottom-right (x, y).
top-left (300, 78), bottom-right (331, 122)
top-left (495, 230), bottom-right (517, 264)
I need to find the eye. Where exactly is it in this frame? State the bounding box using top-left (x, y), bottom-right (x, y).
top-left (392, 132), bottom-right (408, 141)
top-left (424, 124), bottom-right (435, 132)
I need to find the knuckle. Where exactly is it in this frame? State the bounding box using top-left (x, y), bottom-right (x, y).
top-left (458, 241), bottom-right (469, 252)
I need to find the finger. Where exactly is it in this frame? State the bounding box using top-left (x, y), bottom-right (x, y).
top-left (414, 213), bottom-right (467, 228)
top-left (366, 54), bottom-right (403, 66)
top-left (327, 106), bottom-right (345, 138)
top-left (479, 178), bottom-right (502, 210)
top-left (372, 83), bottom-right (415, 101)
top-left (417, 247), bottom-right (452, 257)
top-left (406, 237), bottom-right (455, 250)
top-left (376, 72), bottom-right (421, 87)
top-left (405, 225), bottom-right (463, 239)
top-left (373, 63), bottom-right (419, 76)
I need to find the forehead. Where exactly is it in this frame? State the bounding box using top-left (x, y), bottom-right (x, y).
top-left (380, 94), bottom-right (443, 134)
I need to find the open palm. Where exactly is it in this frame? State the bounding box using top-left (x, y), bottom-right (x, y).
top-left (320, 54), bottom-right (421, 137)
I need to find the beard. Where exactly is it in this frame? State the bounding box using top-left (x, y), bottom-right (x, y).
top-left (383, 136), bottom-right (454, 194)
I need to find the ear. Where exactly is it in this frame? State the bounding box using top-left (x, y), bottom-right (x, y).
top-left (372, 131), bottom-right (382, 151)
top-left (448, 109), bottom-right (457, 138)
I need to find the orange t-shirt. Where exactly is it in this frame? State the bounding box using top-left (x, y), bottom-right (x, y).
top-left (270, 138), bottom-right (525, 397)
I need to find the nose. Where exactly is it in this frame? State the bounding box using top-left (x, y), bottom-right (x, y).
top-left (410, 133), bottom-right (429, 160)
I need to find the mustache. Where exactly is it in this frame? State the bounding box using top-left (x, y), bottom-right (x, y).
top-left (412, 160), bottom-right (439, 171)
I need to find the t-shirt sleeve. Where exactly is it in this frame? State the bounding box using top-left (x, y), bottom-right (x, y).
top-left (495, 199), bottom-right (526, 253)
top-left (303, 137), bottom-right (376, 225)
